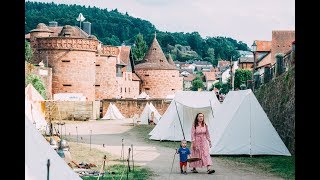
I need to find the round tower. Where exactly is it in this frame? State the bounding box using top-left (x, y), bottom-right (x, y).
top-left (29, 23), bottom-right (53, 41)
top-left (32, 25), bottom-right (99, 100)
top-left (134, 34), bottom-right (183, 98)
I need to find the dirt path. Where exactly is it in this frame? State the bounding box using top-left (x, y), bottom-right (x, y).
top-left (63, 119), bottom-right (283, 180)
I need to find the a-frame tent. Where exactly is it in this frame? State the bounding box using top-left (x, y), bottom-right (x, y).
top-left (101, 103), bottom-right (125, 120)
top-left (139, 102), bottom-right (162, 124)
top-left (149, 91), bottom-right (221, 141)
top-left (25, 115), bottom-right (81, 180)
top-left (210, 89), bottom-right (291, 156)
top-left (25, 83), bottom-right (48, 132)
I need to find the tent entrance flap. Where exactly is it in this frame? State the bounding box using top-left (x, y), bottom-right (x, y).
top-left (174, 101), bottom-right (185, 140)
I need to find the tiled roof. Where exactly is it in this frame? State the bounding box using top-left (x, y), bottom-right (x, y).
top-left (218, 60), bottom-right (230, 67)
top-left (183, 74), bottom-right (197, 81)
top-left (239, 56), bottom-right (254, 63)
top-left (203, 72), bottom-right (216, 81)
top-left (118, 46), bottom-right (131, 64)
top-left (257, 52), bottom-right (272, 68)
top-left (255, 40), bottom-right (272, 52)
top-left (132, 73), bottom-right (141, 81)
top-left (135, 35), bottom-right (176, 70)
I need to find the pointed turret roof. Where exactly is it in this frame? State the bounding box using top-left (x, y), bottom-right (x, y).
top-left (135, 34), bottom-right (176, 70)
top-left (167, 54), bottom-right (175, 66)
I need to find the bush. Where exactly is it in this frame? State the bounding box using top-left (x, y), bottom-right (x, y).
top-left (25, 74), bottom-right (47, 99)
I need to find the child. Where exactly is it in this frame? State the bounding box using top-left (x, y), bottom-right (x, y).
top-left (176, 139), bottom-right (191, 175)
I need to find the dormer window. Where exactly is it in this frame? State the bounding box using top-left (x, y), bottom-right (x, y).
top-left (153, 48), bottom-right (156, 50)
top-left (160, 59), bottom-right (164, 62)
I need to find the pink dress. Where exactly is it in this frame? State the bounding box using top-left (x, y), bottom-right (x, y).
top-left (189, 124), bottom-right (212, 168)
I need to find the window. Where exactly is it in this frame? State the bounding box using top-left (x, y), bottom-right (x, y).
top-left (129, 88), bottom-right (130, 93)
top-left (153, 48), bottom-right (156, 50)
top-left (120, 87), bottom-right (122, 93)
top-left (145, 88), bottom-right (150, 90)
top-left (172, 89), bottom-right (175, 91)
top-left (172, 75), bottom-right (175, 77)
top-left (160, 59), bottom-right (164, 62)
top-left (95, 85), bottom-right (100, 87)
top-left (125, 88), bottom-right (126, 92)
top-left (63, 84), bottom-right (72, 86)
top-left (61, 60), bottom-right (70, 62)
top-left (145, 74), bottom-right (149, 76)
top-left (96, 64), bottom-right (100, 66)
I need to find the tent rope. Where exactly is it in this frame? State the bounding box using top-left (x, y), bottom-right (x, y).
top-left (174, 101), bottom-right (185, 140)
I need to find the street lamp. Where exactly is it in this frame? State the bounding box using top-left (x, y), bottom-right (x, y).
top-left (251, 41), bottom-right (257, 91)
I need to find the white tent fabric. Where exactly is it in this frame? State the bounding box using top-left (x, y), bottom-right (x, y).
top-left (210, 89), bottom-right (291, 156)
top-left (139, 102), bottom-right (162, 124)
top-left (101, 103), bottom-right (125, 120)
top-left (25, 83), bottom-right (45, 102)
top-left (149, 91), bottom-right (221, 141)
top-left (25, 100), bottom-right (48, 132)
top-left (25, 115), bottom-right (81, 180)
top-left (137, 92), bottom-right (150, 99)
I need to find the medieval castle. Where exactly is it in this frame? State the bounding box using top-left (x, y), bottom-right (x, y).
top-left (26, 22), bottom-right (183, 100)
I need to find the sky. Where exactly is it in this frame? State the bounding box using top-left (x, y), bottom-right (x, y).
top-left (26, 0), bottom-right (295, 46)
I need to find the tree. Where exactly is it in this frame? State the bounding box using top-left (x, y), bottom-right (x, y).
top-left (191, 77), bottom-right (204, 91)
top-left (132, 33), bottom-right (147, 64)
top-left (234, 69), bottom-right (252, 89)
top-left (204, 48), bottom-right (217, 66)
top-left (25, 40), bottom-right (33, 63)
top-left (25, 74), bottom-right (47, 99)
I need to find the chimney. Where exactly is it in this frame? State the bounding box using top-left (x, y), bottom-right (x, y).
top-left (82, 21), bottom-right (91, 35)
top-left (49, 21), bottom-right (58, 27)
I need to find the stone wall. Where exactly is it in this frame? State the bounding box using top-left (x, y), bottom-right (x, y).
top-left (255, 65), bottom-right (295, 154)
top-left (25, 62), bottom-right (53, 99)
top-left (135, 69), bottom-right (183, 98)
top-left (101, 99), bottom-right (171, 118)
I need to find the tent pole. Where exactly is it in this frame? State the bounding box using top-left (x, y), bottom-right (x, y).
top-left (47, 159), bottom-right (50, 180)
top-left (174, 101), bottom-right (185, 140)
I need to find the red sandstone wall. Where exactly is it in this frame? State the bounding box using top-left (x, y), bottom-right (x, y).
top-left (135, 69), bottom-right (183, 98)
top-left (95, 56), bottom-right (118, 99)
top-left (46, 50), bottom-right (96, 101)
top-left (271, 31), bottom-right (295, 64)
top-left (101, 99), bottom-right (171, 118)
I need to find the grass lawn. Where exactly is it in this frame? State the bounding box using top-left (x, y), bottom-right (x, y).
top-left (129, 124), bottom-right (295, 180)
top-left (68, 141), bottom-right (154, 180)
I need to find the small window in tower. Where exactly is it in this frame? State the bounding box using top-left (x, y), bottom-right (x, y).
top-left (125, 88), bottom-right (126, 92)
top-left (172, 89), bottom-right (175, 91)
top-left (63, 84), bottom-right (72, 86)
top-left (95, 85), bottom-right (100, 87)
top-left (96, 64), bottom-right (100, 66)
top-left (129, 88), bottom-right (130, 93)
top-left (120, 87), bottom-right (122, 93)
top-left (160, 59), bottom-right (164, 62)
top-left (61, 60), bottom-right (70, 62)
top-left (145, 74), bottom-right (149, 76)
top-left (153, 48), bottom-right (156, 50)
top-left (145, 88), bottom-right (150, 90)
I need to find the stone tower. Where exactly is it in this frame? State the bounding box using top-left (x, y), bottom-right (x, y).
top-left (30, 24), bottom-right (99, 100)
top-left (134, 33), bottom-right (183, 98)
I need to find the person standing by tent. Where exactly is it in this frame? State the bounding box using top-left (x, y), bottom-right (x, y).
top-left (190, 113), bottom-right (215, 174)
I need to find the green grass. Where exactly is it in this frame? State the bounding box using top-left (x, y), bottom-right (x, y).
top-left (81, 164), bottom-right (154, 180)
top-left (130, 124), bottom-right (295, 179)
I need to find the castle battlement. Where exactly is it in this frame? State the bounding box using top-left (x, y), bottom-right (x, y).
top-left (32, 37), bottom-right (99, 52)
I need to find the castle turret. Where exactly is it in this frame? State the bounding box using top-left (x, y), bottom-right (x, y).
top-left (134, 33), bottom-right (182, 98)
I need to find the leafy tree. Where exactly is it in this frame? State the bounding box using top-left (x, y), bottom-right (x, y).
top-left (25, 40), bottom-right (33, 63)
top-left (25, 74), bottom-right (47, 99)
top-left (234, 69), bottom-right (252, 89)
top-left (191, 77), bottom-right (204, 91)
top-left (203, 48), bottom-right (217, 66)
top-left (132, 33), bottom-right (147, 64)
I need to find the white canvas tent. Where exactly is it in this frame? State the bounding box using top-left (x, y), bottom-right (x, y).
top-left (210, 89), bottom-right (291, 156)
top-left (25, 84), bottom-right (48, 132)
top-left (137, 92), bottom-right (150, 99)
top-left (149, 91), bottom-right (221, 141)
top-left (101, 103), bottom-right (125, 120)
top-left (139, 102), bottom-right (162, 124)
top-left (25, 115), bottom-right (81, 180)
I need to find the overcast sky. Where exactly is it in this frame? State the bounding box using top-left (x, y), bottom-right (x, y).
top-left (27, 0), bottom-right (295, 46)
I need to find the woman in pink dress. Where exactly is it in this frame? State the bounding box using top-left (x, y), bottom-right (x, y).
top-left (189, 112), bottom-right (215, 174)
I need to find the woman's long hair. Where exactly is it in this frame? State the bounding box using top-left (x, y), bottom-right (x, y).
top-left (194, 112), bottom-right (206, 129)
